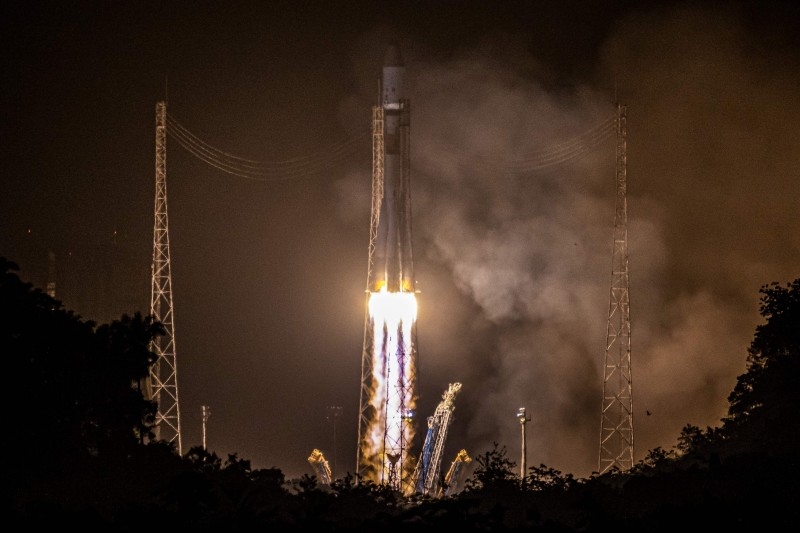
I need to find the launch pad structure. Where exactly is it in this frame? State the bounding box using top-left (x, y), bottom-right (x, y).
top-left (356, 44), bottom-right (419, 492)
top-left (409, 383), bottom-right (463, 496)
top-left (143, 42), bottom-right (633, 486)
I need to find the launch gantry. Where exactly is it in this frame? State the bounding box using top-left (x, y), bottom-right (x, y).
top-left (409, 383), bottom-right (462, 496)
top-left (308, 449), bottom-right (333, 485)
top-left (439, 449), bottom-right (471, 497)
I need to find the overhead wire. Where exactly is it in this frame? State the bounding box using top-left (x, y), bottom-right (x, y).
top-left (165, 111), bottom-right (616, 181)
top-left (503, 115), bottom-right (616, 172)
top-left (432, 113), bottom-right (616, 176)
top-left (166, 112), bottom-right (371, 182)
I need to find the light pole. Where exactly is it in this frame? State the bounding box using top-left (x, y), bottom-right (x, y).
top-left (201, 405), bottom-right (211, 451)
top-left (517, 407), bottom-right (530, 479)
top-left (326, 406), bottom-right (343, 480)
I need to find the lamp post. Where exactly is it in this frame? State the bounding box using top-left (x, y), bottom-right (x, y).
top-left (326, 406), bottom-right (343, 480)
top-left (201, 405), bottom-right (211, 451)
top-left (517, 407), bottom-right (530, 479)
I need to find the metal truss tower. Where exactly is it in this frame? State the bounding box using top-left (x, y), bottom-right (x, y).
top-left (410, 382), bottom-right (462, 496)
top-left (147, 100), bottom-right (183, 454)
top-left (598, 103), bottom-right (632, 474)
top-left (356, 105), bottom-right (384, 481)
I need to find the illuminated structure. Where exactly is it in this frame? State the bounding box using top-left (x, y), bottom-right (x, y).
top-left (356, 44), bottom-right (418, 492)
top-left (517, 407), bottom-right (531, 478)
top-left (409, 383), bottom-right (462, 496)
top-left (439, 449), bottom-right (471, 497)
top-left (201, 405), bottom-right (211, 450)
top-left (308, 449), bottom-right (333, 485)
top-left (147, 100), bottom-right (183, 454)
top-left (598, 103), bottom-right (633, 473)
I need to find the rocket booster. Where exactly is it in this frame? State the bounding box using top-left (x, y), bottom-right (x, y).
top-left (372, 44), bottom-right (414, 293)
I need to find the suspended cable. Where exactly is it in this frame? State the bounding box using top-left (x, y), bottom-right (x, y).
top-left (165, 113), bottom-right (371, 181)
top-left (505, 115), bottom-right (616, 171)
top-left (432, 113), bottom-right (616, 175)
top-left (165, 111), bottom-right (615, 180)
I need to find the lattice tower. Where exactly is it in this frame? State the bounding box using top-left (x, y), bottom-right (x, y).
top-left (598, 103), bottom-right (633, 473)
top-left (147, 100), bottom-right (183, 454)
top-left (410, 382), bottom-right (462, 496)
top-left (356, 105), bottom-right (384, 479)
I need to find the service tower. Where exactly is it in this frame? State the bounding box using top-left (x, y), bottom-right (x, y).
top-left (356, 43), bottom-right (418, 492)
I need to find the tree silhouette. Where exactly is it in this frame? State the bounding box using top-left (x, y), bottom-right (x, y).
top-left (6, 257), bottom-right (800, 529)
top-left (462, 442), bottom-right (518, 493)
top-left (722, 278), bottom-right (800, 455)
top-left (4, 255), bottom-right (165, 517)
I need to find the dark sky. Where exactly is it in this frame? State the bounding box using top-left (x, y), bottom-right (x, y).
top-left (2, 0), bottom-right (798, 480)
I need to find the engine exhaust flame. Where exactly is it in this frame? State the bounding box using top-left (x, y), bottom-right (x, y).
top-left (363, 287), bottom-right (418, 488)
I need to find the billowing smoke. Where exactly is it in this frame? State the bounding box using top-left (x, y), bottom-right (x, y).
top-left (407, 51), bottom-right (621, 478)
top-left (337, 3), bottom-right (799, 479)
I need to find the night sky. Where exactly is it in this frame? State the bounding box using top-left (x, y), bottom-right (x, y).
top-left (2, 0), bottom-right (798, 481)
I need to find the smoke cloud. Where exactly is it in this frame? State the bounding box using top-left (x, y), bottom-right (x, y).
top-left (337, 3), bottom-right (799, 478)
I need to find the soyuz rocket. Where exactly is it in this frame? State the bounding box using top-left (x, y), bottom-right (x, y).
top-left (357, 43), bottom-right (419, 489)
top-left (370, 43), bottom-right (415, 294)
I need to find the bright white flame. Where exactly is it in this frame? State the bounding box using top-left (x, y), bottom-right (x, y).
top-left (369, 288), bottom-right (418, 326)
top-left (365, 288), bottom-right (418, 487)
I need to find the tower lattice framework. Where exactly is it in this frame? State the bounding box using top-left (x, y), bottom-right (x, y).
top-left (356, 97), bottom-right (418, 491)
top-left (598, 102), bottom-right (632, 474)
top-left (147, 100), bottom-right (183, 454)
top-left (356, 106), bottom-right (385, 478)
top-left (410, 382), bottom-right (462, 496)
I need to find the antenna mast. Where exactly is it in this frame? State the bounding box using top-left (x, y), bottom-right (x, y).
top-left (598, 102), bottom-right (633, 474)
top-left (147, 100), bottom-right (183, 454)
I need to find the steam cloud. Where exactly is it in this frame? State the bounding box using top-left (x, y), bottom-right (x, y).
top-left (339, 3), bottom-right (799, 478)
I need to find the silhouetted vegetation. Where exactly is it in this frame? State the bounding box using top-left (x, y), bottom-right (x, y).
top-left (5, 255), bottom-right (799, 529)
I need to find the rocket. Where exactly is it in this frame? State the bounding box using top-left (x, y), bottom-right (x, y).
top-left (358, 43), bottom-right (419, 490)
top-left (371, 43), bottom-right (415, 294)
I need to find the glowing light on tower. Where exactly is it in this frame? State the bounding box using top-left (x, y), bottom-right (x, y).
top-left (357, 44), bottom-right (418, 491)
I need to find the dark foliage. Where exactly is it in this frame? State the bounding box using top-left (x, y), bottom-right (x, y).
top-left (3, 257), bottom-right (162, 475)
top-left (722, 279), bottom-right (800, 452)
top-left (4, 255), bottom-right (799, 530)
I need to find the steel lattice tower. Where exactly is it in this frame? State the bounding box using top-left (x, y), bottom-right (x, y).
top-left (147, 100), bottom-right (183, 454)
top-left (598, 103), bottom-right (633, 474)
top-left (410, 382), bottom-right (462, 496)
top-left (356, 105), bottom-right (384, 480)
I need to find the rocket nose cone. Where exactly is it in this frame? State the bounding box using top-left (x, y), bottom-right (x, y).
top-left (384, 43), bottom-right (403, 67)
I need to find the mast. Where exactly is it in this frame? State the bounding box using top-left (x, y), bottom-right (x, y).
top-left (598, 103), bottom-right (633, 474)
top-left (147, 100), bottom-right (183, 454)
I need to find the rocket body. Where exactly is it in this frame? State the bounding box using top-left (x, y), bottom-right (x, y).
top-left (372, 44), bottom-right (414, 293)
